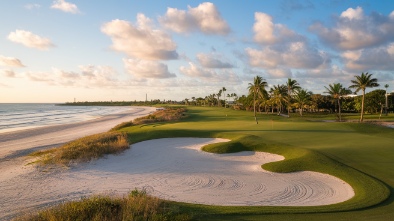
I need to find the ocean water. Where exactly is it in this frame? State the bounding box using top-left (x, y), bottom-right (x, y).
top-left (0, 103), bottom-right (131, 134)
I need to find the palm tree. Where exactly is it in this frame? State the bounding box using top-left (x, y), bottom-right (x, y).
top-left (385, 84), bottom-right (389, 116)
top-left (293, 89), bottom-right (312, 116)
top-left (349, 72), bottom-right (380, 122)
top-left (269, 84), bottom-right (287, 114)
top-left (286, 78), bottom-right (301, 117)
top-left (222, 87), bottom-right (227, 107)
top-left (217, 90), bottom-right (222, 107)
top-left (248, 76), bottom-right (268, 124)
top-left (324, 83), bottom-right (352, 122)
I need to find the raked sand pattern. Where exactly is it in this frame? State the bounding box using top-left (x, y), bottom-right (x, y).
top-left (0, 138), bottom-right (354, 219)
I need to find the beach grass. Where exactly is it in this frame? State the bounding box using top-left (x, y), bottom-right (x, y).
top-left (30, 131), bottom-right (129, 166)
top-left (22, 106), bottom-right (394, 220)
top-left (15, 190), bottom-right (191, 221)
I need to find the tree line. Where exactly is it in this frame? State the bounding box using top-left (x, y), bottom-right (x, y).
top-left (184, 72), bottom-right (393, 123)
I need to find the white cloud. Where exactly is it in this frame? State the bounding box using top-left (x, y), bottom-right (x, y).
top-left (159, 2), bottom-right (230, 35)
top-left (0, 55), bottom-right (25, 67)
top-left (340, 6), bottom-right (363, 20)
top-left (247, 12), bottom-right (328, 71)
top-left (341, 44), bottom-right (394, 71)
top-left (21, 65), bottom-right (123, 88)
top-left (310, 6), bottom-right (394, 50)
top-left (179, 62), bottom-right (241, 84)
top-left (253, 12), bottom-right (303, 45)
top-left (196, 53), bottom-right (234, 68)
top-left (180, 62), bottom-right (215, 78)
top-left (266, 68), bottom-right (292, 79)
top-left (123, 59), bottom-right (176, 79)
top-left (25, 4), bottom-right (41, 10)
top-left (51, 0), bottom-right (79, 14)
top-left (246, 42), bottom-right (328, 70)
top-left (101, 15), bottom-right (178, 60)
top-left (8, 30), bottom-right (55, 50)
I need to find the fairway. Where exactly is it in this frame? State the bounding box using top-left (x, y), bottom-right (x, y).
top-left (119, 106), bottom-right (393, 220)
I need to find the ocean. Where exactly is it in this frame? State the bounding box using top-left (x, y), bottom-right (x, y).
top-left (0, 103), bottom-right (131, 134)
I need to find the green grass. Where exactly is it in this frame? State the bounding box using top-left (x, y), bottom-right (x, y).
top-left (117, 106), bottom-right (393, 220)
top-left (30, 131), bottom-right (129, 166)
top-left (23, 106), bottom-right (394, 220)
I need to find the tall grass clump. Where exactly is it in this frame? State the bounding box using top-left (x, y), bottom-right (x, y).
top-left (133, 108), bottom-right (186, 125)
top-left (30, 131), bottom-right (129, 166)
top-left (15, 190), bottom-right (191, 221)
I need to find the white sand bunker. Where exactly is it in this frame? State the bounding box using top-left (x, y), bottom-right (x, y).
top-left (0, 138), bottom-right (355, 219)
top-left (70, 138), bottom-right (354, 206)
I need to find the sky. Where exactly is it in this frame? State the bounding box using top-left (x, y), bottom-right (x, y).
top-left (1, 0), bottom-right (394, 103)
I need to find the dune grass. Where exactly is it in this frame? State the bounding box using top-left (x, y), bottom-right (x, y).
top-left (15, 190), bottom-right (191, 221)
top-left (22, 106), bottom-right (394, 220)
top-left (30, 131), bottom-right (129, 166)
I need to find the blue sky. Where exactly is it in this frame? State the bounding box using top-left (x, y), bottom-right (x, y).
top-left (1, 0), bottom-right (393, 103)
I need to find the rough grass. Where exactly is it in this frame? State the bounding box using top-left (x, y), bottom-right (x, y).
top-left (133, 107), bottom-right (187, 125)
top-left (15, 190), bottom-right (191, 221)
top-left (30, 132), bottom-right (129, 166)
top-left (109, 107), bottom-right (187, 131)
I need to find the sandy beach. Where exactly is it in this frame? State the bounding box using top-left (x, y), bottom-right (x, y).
top-left (0, 135), bottom-right (354, 220)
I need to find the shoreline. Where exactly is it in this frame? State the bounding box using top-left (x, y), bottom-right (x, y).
top-left (0, 106), bottom-right (156, 160)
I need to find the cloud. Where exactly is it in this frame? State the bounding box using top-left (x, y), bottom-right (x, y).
top-left (25, 71), bottom-right (54, 83)
top-left (310, 7), bottom-right (394, 50)
top-left (246, 42), bottom-right (329, 69)
top-left (0, 55), bottom-right (25, 67)
top-left (340, 6), bottom-right (363, 20)
top-left (1, 69), bottom-right (17, 78)
top-left (51, 0), bottom-right (79, 14)
top-left (25, 4), bottom-right (41, 10)
top-left (101, 15), bottom-right (178, 60)
top-left (253, 12), bottom-right (304, 44)
top-left (246, 12), bottom-right (330, 71)
top-left (341, 43), bottom-right (394, 71)
top-left (196, 53), bottom-right (234, 68)
top-left (8, 30), bottom-right (55, 50)
top-left (123, 59), bottom-right (176, 79)
top-left (21, 65), bottom-right (124, 88)
top-left (179, 62), bottom-right (241, 84)
top-left (180, 62), bottom-right (215, 78)
top-left (159, 2), bottom-right (230, 35)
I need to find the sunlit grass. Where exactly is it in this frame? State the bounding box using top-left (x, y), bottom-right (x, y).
top-left (30, 132), bottom-right (129, 166)
top-left (15, 190), bottom-right (191, 221)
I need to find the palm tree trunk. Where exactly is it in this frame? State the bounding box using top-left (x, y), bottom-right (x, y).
top-left (338, 98), bottom-right (342, 122)
top-left (360, 89), bottom-right (365, 122)
top-left (253, 92), bottom-right (258, 124)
